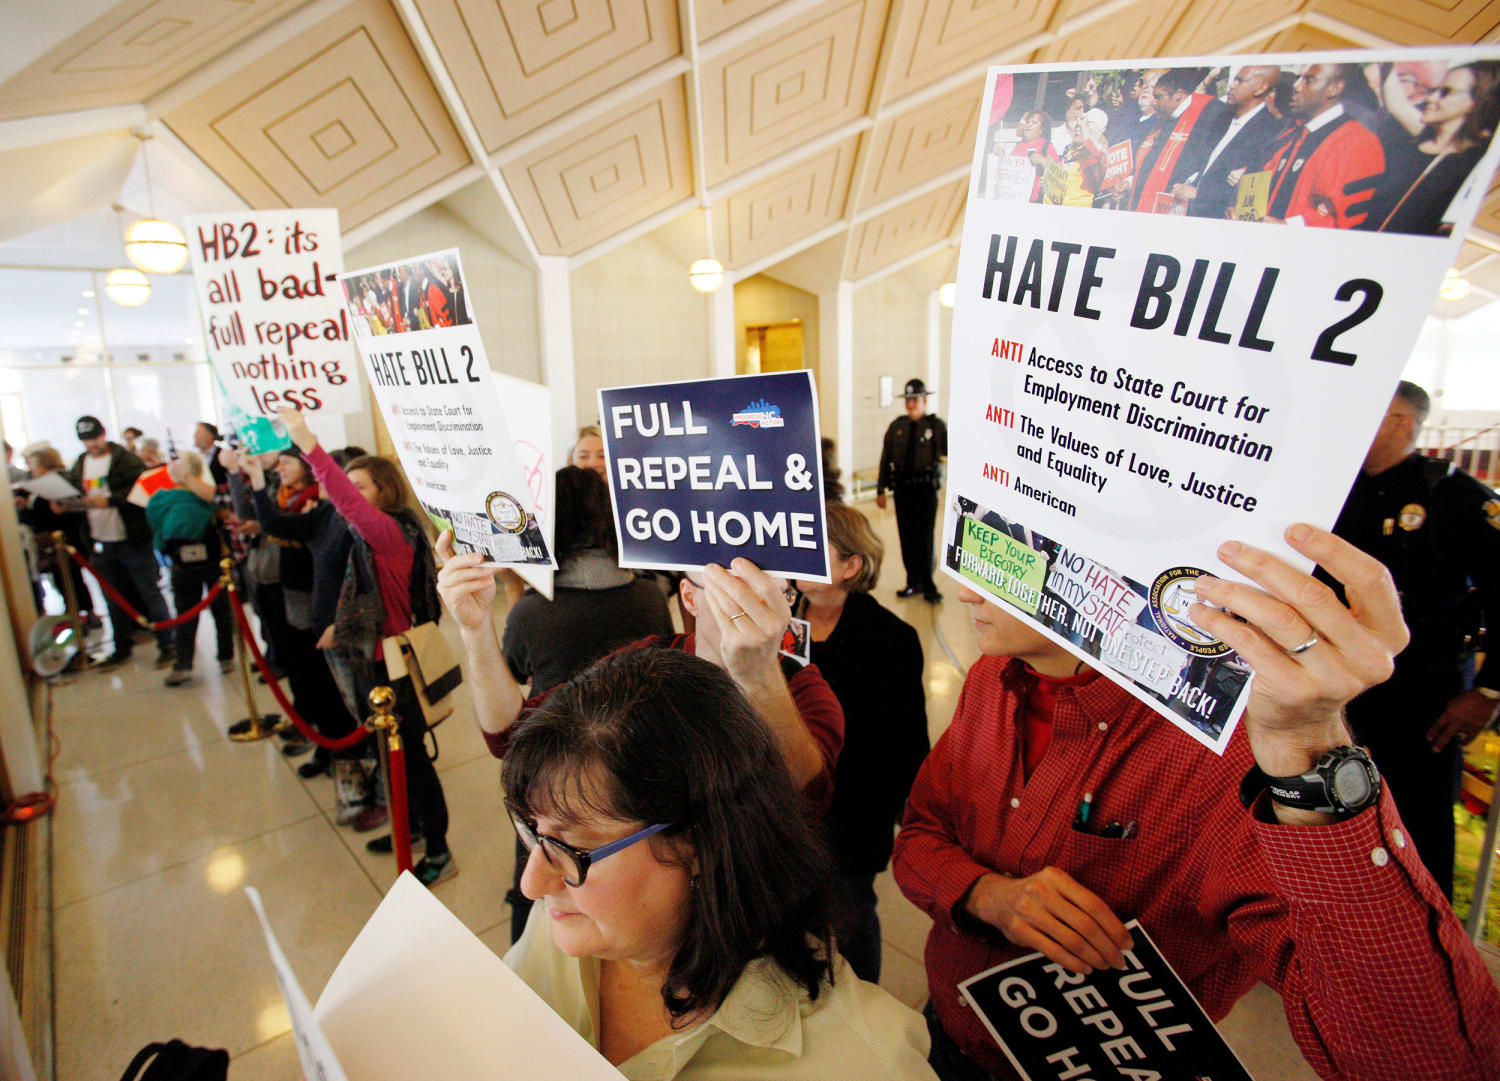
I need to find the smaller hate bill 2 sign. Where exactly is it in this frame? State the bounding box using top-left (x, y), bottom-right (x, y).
top-left (599, 371), bottom-right (830, 581)
top-left (959, 921), bottom-right (1254, 1081)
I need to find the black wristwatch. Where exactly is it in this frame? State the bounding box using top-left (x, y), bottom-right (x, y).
top-left (1239, 746), bottom-right (1381, 817)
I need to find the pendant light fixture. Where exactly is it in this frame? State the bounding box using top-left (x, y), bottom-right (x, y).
top-left (106, 204), bottom-right (151, 307)
top-left (123, 133), bottom-right (188, 275)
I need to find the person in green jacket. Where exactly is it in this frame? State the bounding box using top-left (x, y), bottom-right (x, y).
top-left (145, 452), bottom-right (233, 687)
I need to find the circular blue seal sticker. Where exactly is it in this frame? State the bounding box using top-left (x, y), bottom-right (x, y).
top-left (1148, 566), bottom-right (1232, 658)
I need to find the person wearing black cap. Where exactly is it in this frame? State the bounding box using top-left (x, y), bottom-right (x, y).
top-left (876, 378), bottom-right (947, 602)
top-left (62, 415), bottom-right (173, 670)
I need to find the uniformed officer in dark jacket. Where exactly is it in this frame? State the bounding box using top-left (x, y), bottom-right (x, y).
top-left (876, 378), bottom-right (947, 602)
top-left (1322, 381), bottom-right (1500, 899)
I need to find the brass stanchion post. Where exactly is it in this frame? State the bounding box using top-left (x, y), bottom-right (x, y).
top-left (51, 532), bottom-right (91, 670)
top-left (365, 686), bottom-right (413, 874)
top-left (223, 557), bottom-right (280, 742)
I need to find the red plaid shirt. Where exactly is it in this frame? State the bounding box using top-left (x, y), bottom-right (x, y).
top-left (892, 655), bottom-right (1500, 1080)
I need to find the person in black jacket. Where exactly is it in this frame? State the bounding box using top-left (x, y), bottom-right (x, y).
top-left (61, 416), bottom-right (172, 669)
top-left (796, 502), bottom-right (928, 981)
top-left (876, 379), bottom-right (947, 602)
top-left (1323, 381), bottom-right (1500, 898)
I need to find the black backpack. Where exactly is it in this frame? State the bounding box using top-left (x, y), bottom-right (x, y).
top-left (119, 1040), bottom-right (228, 1081)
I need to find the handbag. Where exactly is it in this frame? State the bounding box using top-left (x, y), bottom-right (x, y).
top-left (119, 1040), bottom-right (228, 1081)
top-left (382, 621), bottom-right (462, 729)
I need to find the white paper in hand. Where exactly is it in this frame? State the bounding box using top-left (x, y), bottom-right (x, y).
top-left (314, 872), bottom-right (622, 1080)
top-left (243, 887), bottom-right (351, 1081)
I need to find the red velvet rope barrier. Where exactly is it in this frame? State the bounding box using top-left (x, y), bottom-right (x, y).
top-left (388, 741), bottom-right (413, 875)
top-left (225, 588), bottom-right (371, 752)
top-left (67, 546), bottom-right (227, 631)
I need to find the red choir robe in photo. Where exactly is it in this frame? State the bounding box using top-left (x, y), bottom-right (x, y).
top-left (1130, 93), bottom-right (1215, 211)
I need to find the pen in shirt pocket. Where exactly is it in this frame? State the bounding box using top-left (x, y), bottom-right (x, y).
top-left (1072, 792), bottom-right (1093, 830)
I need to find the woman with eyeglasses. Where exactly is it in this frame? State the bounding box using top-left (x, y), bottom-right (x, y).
top-left (502, 647), bottom-right (937, 1079)
top-left (1370, 60), bottom-right (1500, 235)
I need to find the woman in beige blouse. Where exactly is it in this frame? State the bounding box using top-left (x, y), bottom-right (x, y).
top-left (501, 646), bottom-right (938, 1079)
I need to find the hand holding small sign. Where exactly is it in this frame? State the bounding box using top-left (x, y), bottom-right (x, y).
top-left (1190, 524), bottom-right (1406, 821)
top-left (963, 867), bottom-right (1134, 976)
top-left (434, 530), bottom-right (501, 634)
top-left (697, 559), bottom-right (793, 686)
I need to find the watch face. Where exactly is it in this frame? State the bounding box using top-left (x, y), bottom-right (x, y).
top-left (1332, 758), bottom-right (1373, 808)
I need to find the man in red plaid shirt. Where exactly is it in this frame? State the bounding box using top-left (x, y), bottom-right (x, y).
top-left (893, 523), bottom-right (1500, 1081)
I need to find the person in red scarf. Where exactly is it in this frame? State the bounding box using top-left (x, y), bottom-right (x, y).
top-left (1128, 67), bottom-right (1228, 212)
top-left (1262, 63), bottom-right (1385, 228)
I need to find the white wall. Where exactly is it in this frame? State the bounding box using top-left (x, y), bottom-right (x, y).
top-left (1401, 312), bottom-right (1500, 427)
top-left (344, 204), bottom-right (541, 384)
top-left (570, 233), bottom-right (711, 429)
top-left (851, 274), bottom-right (928, 473)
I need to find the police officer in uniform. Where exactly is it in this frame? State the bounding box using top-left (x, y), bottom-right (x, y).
top-left (1323, 381), bottom-right (1500, 899)
top-left (876, 378), bottom-right (947, 602)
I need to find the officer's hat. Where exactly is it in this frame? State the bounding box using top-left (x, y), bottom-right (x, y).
top-left (902, 378), bottom-right (928, 399)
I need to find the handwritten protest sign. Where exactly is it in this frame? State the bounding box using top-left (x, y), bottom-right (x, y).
top-left (949, 48), bottom-right (1500, 751)
top-left (599, 371), bottom-right (829, 581)
top-left (959, 921), bottom-right (1254, 1081)
top-left (493, 372), bottom-right (556, 598)
top-left (186, 209), bottom-right (361, 419)
top-left (339, 249), bottom-right (553, 568)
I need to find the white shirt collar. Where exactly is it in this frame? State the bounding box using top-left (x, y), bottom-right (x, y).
top-left (1306, 103), bottom-right (1345, 133)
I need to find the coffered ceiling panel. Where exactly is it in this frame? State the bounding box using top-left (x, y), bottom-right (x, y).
top-left (698, 0), bottom-right (888, 188)
top-left (881, 0), bottom-right (1056, 103)
top-left (1456, 241), bottom-right (1495, 269)
top-left (1309, 0), bottom-right (1500, 45)
top-left (711, 134), bottom-right (859, 268)
top-left (0, 0), bottom-right (312, 122)
top-left (857, 78), bottom-right (981, 206)
top-left (1033, 0), bottom-right (1194, 63)
top-left (501, 78), bottom-right (693, 254)
top-left (695, 0), bottom-right (789, 41)
top-left (845, 176), bottom-right (963, 278)
top-left (163, 0), bottom-right (468, 230)
top-left (1163, 0), bottom-right (1308, 54)
top-left (412, 0), bottom-right (682, 152)
top-left (1252, 21), bottom-right (1363, 51)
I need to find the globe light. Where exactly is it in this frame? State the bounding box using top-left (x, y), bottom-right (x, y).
top-left (1439, 267), bottom-right (1471, 302)
top-left (125, 217), bottom-right (189, 274)
top-left (689, 258), bottom-right (724, 293)
top-left (938, 282), bottom-right (957, 308)
top-left (105, 267), bottom-right (151, 306)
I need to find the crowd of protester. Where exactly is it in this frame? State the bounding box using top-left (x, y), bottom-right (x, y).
top-left (980, 60), bottom-right (1500, 232)
top-left (12, 405), bottom-right (1500, 1079)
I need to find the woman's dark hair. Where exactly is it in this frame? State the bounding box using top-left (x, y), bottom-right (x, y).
top-left (820, 437), bottom-right (844, 503)
top-left (1448, 62), bottom-right (1500, 150)
top-left (1022, 109), bottom-right (1054, 136)
top-left (344, 454), bottom-right (409, 513)
top-left (503, 648), bottom-right (838, 1023)
top-left (552, 465), bottom-right (617, 562)
top-left (276, 447), bottom-right (311, 486)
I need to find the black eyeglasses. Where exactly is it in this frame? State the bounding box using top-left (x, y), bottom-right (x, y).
top-left (506, 801), bottom-right (676, 888)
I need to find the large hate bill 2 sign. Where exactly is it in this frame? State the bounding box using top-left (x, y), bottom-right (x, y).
top-left (339, 248), bottom-right (553, 569)
top-left (945, 48), bottom-right (1500, 751)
